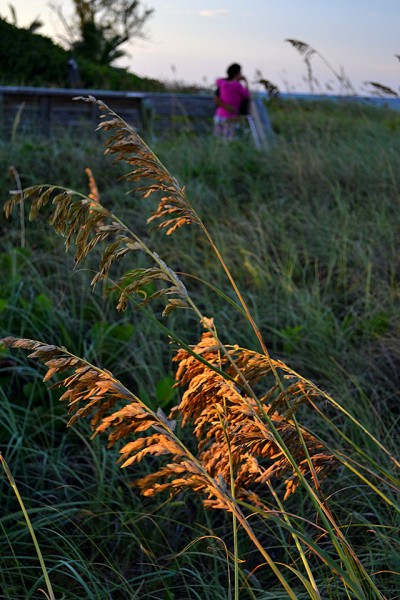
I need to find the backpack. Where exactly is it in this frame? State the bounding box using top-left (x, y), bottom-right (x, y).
top-left (239, 97), bottom-right (250, 115)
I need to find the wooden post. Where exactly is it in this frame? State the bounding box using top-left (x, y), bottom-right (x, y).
top-left (39, 95), bottom-right (51, 135)
top-left (0, 91), bottom-right (3, 136)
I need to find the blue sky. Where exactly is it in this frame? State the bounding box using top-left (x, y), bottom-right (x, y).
top-left (3, 1), bottom-right (400, 94)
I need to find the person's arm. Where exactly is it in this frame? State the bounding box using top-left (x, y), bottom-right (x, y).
top-left (214, 88), bottom-right (236, 113)
top-left (238, 76), bottom-right (250, 98)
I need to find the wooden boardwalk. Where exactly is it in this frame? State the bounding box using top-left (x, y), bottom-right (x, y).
top-left (0, 86), bottom-right (147, 135)
top-left (0, 85), bottom-right (273, 144)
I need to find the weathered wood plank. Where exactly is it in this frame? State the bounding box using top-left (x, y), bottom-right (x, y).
top-left (0, 86), bottom-right (273, 142)
top-left (0, 86), bottom-right (146, 135)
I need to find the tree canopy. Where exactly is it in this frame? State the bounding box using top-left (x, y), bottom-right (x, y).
top-left (67, 0), bottom-right (154, 66)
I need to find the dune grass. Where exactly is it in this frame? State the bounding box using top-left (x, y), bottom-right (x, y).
top-left (0, 97), bottom-right (399, 599)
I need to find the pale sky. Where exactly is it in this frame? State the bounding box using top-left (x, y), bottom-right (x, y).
top-left (2, 1), bottom-right (399, 95)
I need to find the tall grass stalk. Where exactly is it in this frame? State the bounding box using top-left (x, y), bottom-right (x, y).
top-left (8, 165), bottom-right (25, 248)
top-left (0, 453), bottom-right (56, 600)
top-left (217, 402), bottom-right (240, 600)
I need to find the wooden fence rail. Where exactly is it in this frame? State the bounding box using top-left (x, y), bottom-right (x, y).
top-left (0, 86), bottom-right (148, 136)
top-left (0, 86), bottom-right (273, 143)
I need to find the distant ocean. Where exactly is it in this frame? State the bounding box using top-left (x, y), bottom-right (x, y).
top-left (257, 91), bottom-right (400, 111)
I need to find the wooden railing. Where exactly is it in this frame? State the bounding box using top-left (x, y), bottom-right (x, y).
top-left (0, 86), bottom-right (273, 142)
top-left (0, 86), bottom-right (148, 135)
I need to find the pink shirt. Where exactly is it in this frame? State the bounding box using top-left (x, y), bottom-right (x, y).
top-left (215, 78), bottom-right (250, 119)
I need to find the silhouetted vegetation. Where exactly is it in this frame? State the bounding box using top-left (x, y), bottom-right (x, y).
top-left (0, 18), bottom-right (164, 90)
top-left (65, 0), bottom-right (154, 66)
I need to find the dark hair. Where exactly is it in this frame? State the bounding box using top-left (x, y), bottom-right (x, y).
top-left (226, 63), bottom-right (241, 80)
